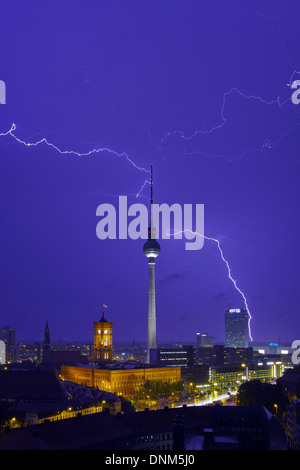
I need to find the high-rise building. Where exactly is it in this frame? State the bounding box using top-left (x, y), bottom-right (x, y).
top-left (0, 326), bottom-right (16, 363)
top-left (196, 333), bottom-right (215, 348)
top-left (143, 164), bottom-right (160, 363)
top-left (225, 308), bottom-right (249, 348)
top-left (94, 308), bottom-right (113, 363)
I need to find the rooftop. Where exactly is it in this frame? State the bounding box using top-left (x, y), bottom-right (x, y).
top-left (0, 405), bottom-right (281, 450)
top-left (0, 370), bottom-right (68, 402)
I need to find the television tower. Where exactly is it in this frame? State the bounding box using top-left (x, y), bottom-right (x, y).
top-left (143, 164), bottom-right (160, 363)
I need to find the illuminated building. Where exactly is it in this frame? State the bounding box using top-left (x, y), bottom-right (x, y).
top-left (209, 364), bottom-right (273, 391)
top-left (194, 346), bottom-right (222, 366)
top-left (0, 326), bottom-right (16, 363)
top-left (94, 309), bottom-right (113, 363)
top-left (150, 346), bottom-right (194, 368)
top-left (0, 370), bottom-right (121, 426)
top-left (143, 164), bottom-right (160, 363)
top-left (253, 341), bottom-right (292, 360)
top-left (61, 363), bottom-right (181, 398)
top-left (194, 345), bottom-right (253, 367)
top-left (196, 333), bottom-right (215, 348)
top-left (224, 347), bottom-right (253, 365)
top-left (18, 342), bottom-right (41, 363)
top-left (225, 308), bottom-right (249, 348)
top-left (185, 365), bottom-right (209, 387)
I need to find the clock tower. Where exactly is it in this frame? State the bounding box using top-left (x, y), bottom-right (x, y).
top-left (93, 308), bottom-right (113, 363)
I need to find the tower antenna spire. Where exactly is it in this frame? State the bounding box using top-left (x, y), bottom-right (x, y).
top-left (149, 163), bottom-right (155, 239)
top-left (151, 163), bottom-right (153, 207)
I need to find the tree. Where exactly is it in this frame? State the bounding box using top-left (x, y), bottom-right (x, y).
top-left (119, 396), bottom-right (135, 414)
top-left (237, 379), bottom-right (264, 407)
top-left (236, 379), bottom-right (288, 415)
top-left (136, 380), bottom-right (184, 401)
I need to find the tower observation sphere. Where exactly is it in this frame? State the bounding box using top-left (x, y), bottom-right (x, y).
top-left (143, 238), bottom-right (161, 259)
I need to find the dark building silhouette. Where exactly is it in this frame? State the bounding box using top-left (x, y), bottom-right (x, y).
top-left (42, 320), bottom-right (51, 363)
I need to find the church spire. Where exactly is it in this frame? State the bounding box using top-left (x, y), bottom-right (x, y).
top-left (43, 319), bottom-right (50, 344)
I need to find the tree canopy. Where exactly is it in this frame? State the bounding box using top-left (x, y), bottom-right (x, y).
top-left (236, 379), bottom-right (288, 414)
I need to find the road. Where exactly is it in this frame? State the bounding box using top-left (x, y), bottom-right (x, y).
top-left (174, 392), bottom-right (238, 408)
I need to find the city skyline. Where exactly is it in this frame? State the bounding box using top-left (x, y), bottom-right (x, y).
top-left (1, 1), bottom-right (300, 346)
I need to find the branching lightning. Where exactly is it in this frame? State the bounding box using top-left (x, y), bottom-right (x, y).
top-left (158, 86), bottom-right (297, 165)
top-left (158, 7), bottom-right (300, 163)
top-left (3, 5), bottom-right (300, 344)
top-left (0, 123), bottom-right (150, 174)
top-left (169, 229), bottom-right (253, 342)
top-left (161, 87), bottom-right (287, 145)
top-left (0, 121), bottom-right (254, 340)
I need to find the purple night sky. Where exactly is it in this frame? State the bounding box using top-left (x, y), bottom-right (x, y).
top-left (0, 1), bottom-right (300, 345)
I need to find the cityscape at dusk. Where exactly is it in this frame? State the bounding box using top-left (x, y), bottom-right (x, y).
top-left (0, 0), bottom-right (300, 453)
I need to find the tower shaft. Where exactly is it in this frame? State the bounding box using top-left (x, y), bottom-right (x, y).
top-left (143, 164), bottom-right (160, 363)
top-left (147, 259), bottom-right (157, 362)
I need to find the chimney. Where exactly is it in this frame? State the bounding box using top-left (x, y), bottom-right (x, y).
top-left (203, 428), bottom-right (214, 449)
top-left (173, 415), bottom-right (185, 450)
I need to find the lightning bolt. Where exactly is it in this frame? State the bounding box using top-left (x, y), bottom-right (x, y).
top-left (0, 123), bottom-right (149, 171)
top-left (0, 123), bottom-right (151, 198)
top-left (1, 120), bottom-right (254, 341)
top-left (158, 86), bottom-right (295, 166)
top-left (169, 229), bottom-right (253, 342)
top-left (157, 6), bottom-right (300, 163)
top-left (3, 6), bottom-right (298, 345)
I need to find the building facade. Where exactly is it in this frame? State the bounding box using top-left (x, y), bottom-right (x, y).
top-left (225, 308), bottom-right (249, 348)
top-left (210, 364), bottom-right (273, 392)
top-left (94, 310), bottom-right (113, 363)
top-left (61, 364), bottom-right (181, 398)
top-left (196, 333), bottom-right (215, 348)
top-left (150, 346), bottom-right (194, 368)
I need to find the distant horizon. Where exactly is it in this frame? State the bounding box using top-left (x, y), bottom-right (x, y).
top-left (12, 336), bottom-right (294, 348)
